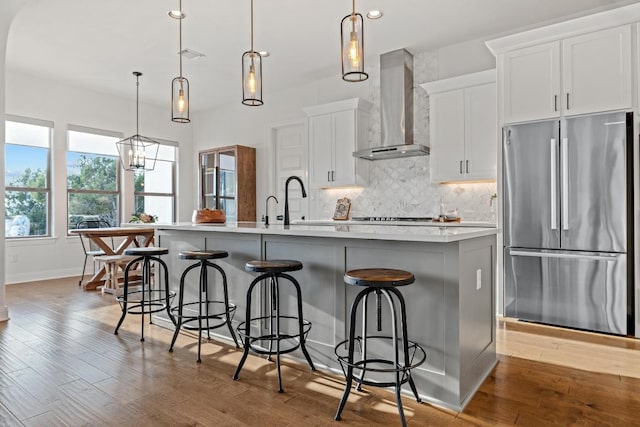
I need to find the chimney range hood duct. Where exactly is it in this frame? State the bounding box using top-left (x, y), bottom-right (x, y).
top-left (353, 49), bottom-right (429, 160)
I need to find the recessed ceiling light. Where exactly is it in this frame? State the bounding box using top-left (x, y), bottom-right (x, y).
top-left (258, 51), bottom-right (270, 57)
top-left (168, 10), bottom-right (185, 19)
top-left (366, 10), bottom-right (383, 19)
top-left (179, 48), bottom-right (205, 60)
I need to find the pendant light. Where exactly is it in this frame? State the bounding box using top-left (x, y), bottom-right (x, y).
top-left (116, 72), bottom-right (160, 171)
top-left (171, 0), bottom-right (190, 122)
top-left (341, 0), bottom-right (368, 82)
top-left (242, 0), bottom-right (263, 106)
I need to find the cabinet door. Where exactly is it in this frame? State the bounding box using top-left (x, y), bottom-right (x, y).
top-left (308, 114), bottom-right (333, 188)
top-left (562, 25), bottom-right (631, 116)
top-left (331, 109), bottom-right (357, 187)
top-left (200, 152), bottom-right (217, 209)
top-left (464, 82), bottom-right (497, 180)
top-left (503, 41), bottom-right (560, 123)
top-left (430, 89), bottom-right (465, 182)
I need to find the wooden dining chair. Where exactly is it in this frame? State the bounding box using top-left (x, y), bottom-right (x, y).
top-left (76, 219), bottom-right (113, 287)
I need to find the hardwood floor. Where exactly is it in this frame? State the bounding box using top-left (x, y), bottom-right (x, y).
top-left (2, 278), bottom-right (640, 426)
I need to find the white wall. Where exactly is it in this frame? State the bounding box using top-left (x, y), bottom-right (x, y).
top-left (1, 0), bottom-right (27, 319)
top-left (4, 71), bottom-right (194, 283)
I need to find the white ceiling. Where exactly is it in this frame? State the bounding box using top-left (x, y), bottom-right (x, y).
top-left (6, 0), bottom-right (638, 112)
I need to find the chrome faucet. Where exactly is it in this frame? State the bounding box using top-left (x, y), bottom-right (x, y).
top-left (284, 176), bottom-right (307, 226)
top-left (264, 195), bottom-right (278, 226)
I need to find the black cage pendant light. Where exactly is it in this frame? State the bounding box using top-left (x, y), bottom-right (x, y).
top-left (341, 0), bottom-right (368, 82)
top-left (116, 72), bottom-right (160, 171)
top-left (242, 0), bottom-right (263, 106)
top-left (171, 0), bottom-right (190, 122)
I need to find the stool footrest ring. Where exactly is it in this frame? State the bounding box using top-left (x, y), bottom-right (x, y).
top-left (237, 315), bottom-right (312, 356)
top-left (334, 335), bottom-right (426, 387)
top-left (171, 301), bottom-right (237, 332)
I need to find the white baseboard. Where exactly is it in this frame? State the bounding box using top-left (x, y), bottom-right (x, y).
top-left (6, 268), bottom-right (79, 284)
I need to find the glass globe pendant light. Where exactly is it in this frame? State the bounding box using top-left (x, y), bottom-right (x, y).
top-left (341, 0), bottom-right (368, 82)
top-left (242, 0), bottom-right (263, 106)
top-left (171, 0), bottom-right (190, 122)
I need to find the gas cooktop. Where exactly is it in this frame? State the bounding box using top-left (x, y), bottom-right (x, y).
top-left (351, 216), bottom-right (434, 222)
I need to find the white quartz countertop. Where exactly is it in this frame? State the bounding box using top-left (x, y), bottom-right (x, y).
top-left (291, 219), bottom-right (497, 227)
top-left (154, 221), bottom-right (499, 243)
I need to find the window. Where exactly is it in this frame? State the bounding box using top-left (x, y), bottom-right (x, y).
top-left (5, 116), bottom-right (52, 238)
top-left (67, 126), bottom-right (122, 231)
top-left (133, 142), bottom-right (176, 223)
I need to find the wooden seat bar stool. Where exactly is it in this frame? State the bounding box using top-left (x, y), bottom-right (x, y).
top-left (169, 250), bottom-right (240, 363)
top-left (233, 260), bottom-right (315, 393)
top-left (114, 247), bottom-right (176, 342)
top-left (334, 268), bottom-right (426, 427)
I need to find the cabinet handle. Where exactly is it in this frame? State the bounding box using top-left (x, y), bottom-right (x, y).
top-left (554, 95), bottom-right (558, 112)
top-left (327, 171), bottom-right (330, 182)
top-left (331, 171), bottom-right (335, 181)
top-left (466, 160), bottom-right (469, 173)
top-left (566, 93), bottom-right (570, 110)
top-left (459, 160), bottom-right (463, 174)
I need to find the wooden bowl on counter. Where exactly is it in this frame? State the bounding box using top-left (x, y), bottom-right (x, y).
top-left (192, 209), bottom-right (226, 224)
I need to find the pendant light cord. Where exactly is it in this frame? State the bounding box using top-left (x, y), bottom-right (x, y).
top-left (250, 0), bottom-right (254, 53)
top-left (179, 0), bottom-right (183, 77)
top-left (135, 74), bottom-right (140, 135)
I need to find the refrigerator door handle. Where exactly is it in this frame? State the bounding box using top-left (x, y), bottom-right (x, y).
top-left (561, 137), bottom-right (569, 230)
top-left (509, 249), bottom-right (621, 262)
top-left (550, 138), bottom-right (558, 230)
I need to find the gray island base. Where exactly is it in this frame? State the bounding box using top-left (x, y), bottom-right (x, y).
top-left (153, 222), bottom-right (498, 411)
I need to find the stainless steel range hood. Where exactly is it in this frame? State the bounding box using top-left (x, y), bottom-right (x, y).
top-left (353, 49), bottom-right (429, 160)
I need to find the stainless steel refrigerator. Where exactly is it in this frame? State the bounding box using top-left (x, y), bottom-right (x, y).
top-left (503, 111), bottom-right (633, 335)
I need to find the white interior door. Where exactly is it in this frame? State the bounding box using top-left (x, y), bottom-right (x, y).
top-left (273, 122), bottom-right (308, 222)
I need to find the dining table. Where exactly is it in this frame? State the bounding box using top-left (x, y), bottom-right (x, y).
top-left (71, 226), bottom-right (155, 290)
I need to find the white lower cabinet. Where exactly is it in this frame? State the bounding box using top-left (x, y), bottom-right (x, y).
top-left (422, 70), bottom-right (497, 183)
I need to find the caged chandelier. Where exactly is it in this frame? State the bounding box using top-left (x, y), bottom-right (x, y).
top-left (116, 72), bottom-right (160, 171)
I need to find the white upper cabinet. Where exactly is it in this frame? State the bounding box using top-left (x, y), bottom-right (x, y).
top-left (491, 20), bottom-right (634, 124)
top-left (422, 70), bottom-right (497, 183)
top-left (562, 25), bottom-right (632, 117)
top-left (503, 42), bottom-right (560, 123)
top-left (304, 98), bottom-right (372, 189)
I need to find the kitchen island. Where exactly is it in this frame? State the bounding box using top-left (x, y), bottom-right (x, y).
top-left (153, 222), bottom-right (498, 411)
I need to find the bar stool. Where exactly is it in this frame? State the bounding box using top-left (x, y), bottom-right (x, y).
top-left (334, 268), bottom-right (426, 427)
top-left (114, 247), bottom-right (176, 342)
top-left (169, 250), bottom-right (240, 363)
top-left (233, 260), bottom-right (315, 393)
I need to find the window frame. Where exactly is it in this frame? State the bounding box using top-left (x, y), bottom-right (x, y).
top-left (66, 125), bottom-right (123, 234)
top-left (133, 140), bottom-right (177, 223)
top-left (5, 115), bottom-right (53, 239)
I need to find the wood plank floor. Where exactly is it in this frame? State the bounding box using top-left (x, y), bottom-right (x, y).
top-left (2, 278), bottom-right (640, 426)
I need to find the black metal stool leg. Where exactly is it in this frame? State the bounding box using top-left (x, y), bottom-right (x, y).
top-left (233, 276), bottom-right (261, 380)
top-left (382, 289), bottom-right (407, 427)
top-left (210, 262), bottom-right (240, 348)
top-left (274, 276), bottom-right (284, 393)
top-left (267, 274), bottom-right (275, 362)
top-left (202, 263), bottom-right (211, 340)
top-left (281, 273), bottom-right (315, 371)
top-left (197, 263), bottom-right (205, 363)
top-left (335, 288), bottom-right (369, 421)
top-left (391, 288), bottom-right (422, 403)
top-left (170, 264), bottom-right (192, 352)
top-left (114, 259), bottom-right (137, 335)
top-left (356, 291), bottom-right (371, 392)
